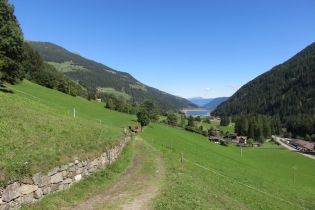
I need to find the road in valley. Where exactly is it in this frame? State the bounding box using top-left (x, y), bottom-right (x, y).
top-left (273, 136), bottom-right (315, 160)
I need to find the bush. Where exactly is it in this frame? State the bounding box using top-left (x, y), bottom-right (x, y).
top-left (220, 140), bottom-right (228, 146)
top-left (185, 126), bottom-right (196, 132)
top-left (202, 130), bottom-right (208, 137)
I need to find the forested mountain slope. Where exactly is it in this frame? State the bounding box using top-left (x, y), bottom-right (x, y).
top-left (212, 42), bottom-right (315, 138)
top-left (28, 41), bottom-right (197, 110)
top-left (187, 97), bottom-right (213, 107)
top-left (212, 42), bottom-right (315, 118)
top-left (202, 97), bottom-right (229, 109)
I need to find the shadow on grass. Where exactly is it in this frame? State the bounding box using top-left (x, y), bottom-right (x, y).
top-left (0, 87), bottom-right (14, 94)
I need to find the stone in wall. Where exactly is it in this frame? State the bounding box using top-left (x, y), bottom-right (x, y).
top-left (62, 170), bottom-right (67, 178)
top-left (2, 182), bottom-right (21, 202)
top-left (22, 178), bottom-right (33, 185)
top-left (32, 173), bottom-right (41, 185)
top-left (34, 188), bottom-right (43, 199)
top-left (76, 167), bottom-right (83, 174)
top-left (74, 174), bottom-right (82, 182)
top-left (0, 203), bottom-right (9, 210)
top-left (21, 184), bottom-right (38, 195)
top-left (114, 147), bottom-right (118, 158)
top-left (62, 178), bottom-right (72, 185)
top-left (98, 156), bottom-right (106, 169)
top-left (87, 160), bottom-right (94, 169)
top-left (39, 176), bottom-right (50, 187)
top-left (63, 184), bottom-right (70, 190)
top-left (8, 200), bottom-right (18, 209)
top-left (42, 186), bottom-right (50, 195)
top-left (89, 167), bottom-right (97, 173)
top-left (67, 172), bottom-right (76, 178)
top-left (93, 159), bottom-right (99, 167)
top-left (68, 165), bottom-right (76, 172)
top-left (48, 167), bottom-right (59, 176)
top-left (59, 165), bottom-right (68, 172)
top-left (50, 172), bottom-right (63, 184)
top-left (50, 184), bottom-right (59, 192)
top-left (19, 193), bottom-right (33, 204)
top-left (82, 169), bottom-right (89, 177)
top-left (0, 136), bottom-right (131, 210)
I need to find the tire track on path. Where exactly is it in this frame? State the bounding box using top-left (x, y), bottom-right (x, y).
top-left (71, 135), bottom-right (164, 210)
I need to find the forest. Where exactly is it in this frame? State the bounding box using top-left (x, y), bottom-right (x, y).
top-left (27, 41), bottom-right (197, 110)
top-left (212, 42), bottom-right (315, 140)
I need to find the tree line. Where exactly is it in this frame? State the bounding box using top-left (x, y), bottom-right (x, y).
top-left (234, 114), bottom-right (281, 143)
top-left (212, 42), bottom-right (315, 140)
top-left (0, 0), bottom-right (196, 111)
top-left (28, 41), bottom-right (197, 110)
top-left (0, 0), bottom-right (96, 100)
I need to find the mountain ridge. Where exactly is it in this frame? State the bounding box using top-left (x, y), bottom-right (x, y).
top-left (187, 97), bottom-right (213, 107)
top-left (202, 97), bottom-right (229, 109)
top-left (28, 41), bottom-right (197, 110)
top-left (211, 42), bottom-right (315, 137)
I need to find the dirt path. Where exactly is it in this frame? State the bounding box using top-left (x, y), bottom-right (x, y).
top-left (71, 135), bottom-right (165, 210)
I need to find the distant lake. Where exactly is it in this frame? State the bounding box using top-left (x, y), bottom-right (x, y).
top-left (186, 110), bottom-right (211, 116)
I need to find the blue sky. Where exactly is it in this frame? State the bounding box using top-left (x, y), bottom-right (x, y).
top-left (9, 0), bottom-right (315, 99)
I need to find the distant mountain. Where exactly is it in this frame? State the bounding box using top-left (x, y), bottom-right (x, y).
top-left (202, 97), bottom-right (229, 109)
top-left (211, 42), bottom-right (315, 136)
top-left (187, 97), bottom-right (213, 107)
top-left (28, 41), bottom-right (197, 110)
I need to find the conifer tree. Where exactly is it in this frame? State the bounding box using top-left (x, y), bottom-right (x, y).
top-left (0, 0), bottom-right (24, 84)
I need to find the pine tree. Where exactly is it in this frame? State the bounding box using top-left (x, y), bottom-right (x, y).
top-left (0, 0), bottom-right (24, 83)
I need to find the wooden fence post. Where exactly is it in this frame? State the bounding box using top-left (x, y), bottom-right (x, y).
top-left (180, 153), bottom-right (184, 171)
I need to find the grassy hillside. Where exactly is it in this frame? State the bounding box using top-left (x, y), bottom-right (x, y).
top-left (0, 80), bottom-right (137, 185)
top-left (98, 87), bottom-right (132, 100)
top-left (2, 80), bottom-right (315, 209)
top-left (28, 41), bottom-right (198, 110)
top-left (47, 61), bottom-right (89, 73)
top-left (140, 123), bottom-right (315, 209)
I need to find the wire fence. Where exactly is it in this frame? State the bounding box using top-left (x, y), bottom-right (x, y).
top-left (182, 157), bottom-right (305, 210)
top-left (6, 86), bottom-right (121, 128)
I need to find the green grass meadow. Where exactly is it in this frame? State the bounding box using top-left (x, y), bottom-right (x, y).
top-left (20, 139), bottom-right (135, 210)
top-left (100, 87), bottom-right (132, 100)
top-left (47, 61), bottom-right (88, 73)
top-left (2, 80), bottom-right (315, 209)
top-left (140, 123), bottom-right (315, 209)
top-left (0, 80), bottom-right (137, 184)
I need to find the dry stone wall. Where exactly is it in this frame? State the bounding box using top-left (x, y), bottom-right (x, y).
top-left (0, 136), bottom-right (131, 210)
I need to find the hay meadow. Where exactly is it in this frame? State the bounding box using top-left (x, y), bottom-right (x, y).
top-left (2, 80), bottom-right (315, 209)
top-left (140, 124), bottom-right (315, 209)
top-left (0, 80), bottom-right (137, 185)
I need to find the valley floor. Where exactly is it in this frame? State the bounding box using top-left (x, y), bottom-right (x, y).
top-left (71, 135), bottom-right (165, 210)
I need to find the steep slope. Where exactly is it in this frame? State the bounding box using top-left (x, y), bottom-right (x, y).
top-left (212, 42), bottom-right (315, 118)
top-left (27, 41), bottom-right (197, 110)
top-left (202, 97), bottom-right (229, 109)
